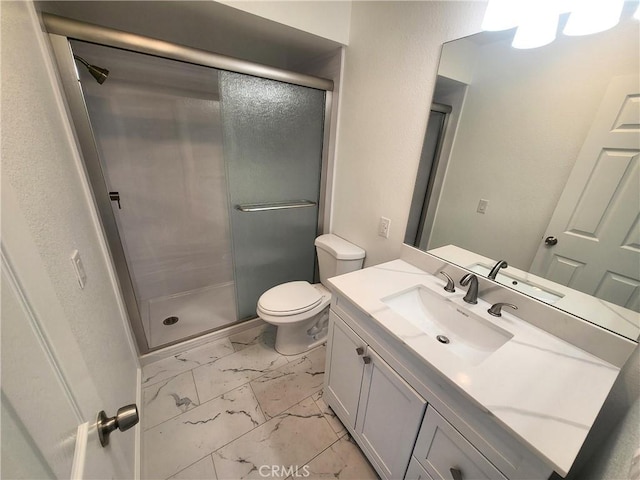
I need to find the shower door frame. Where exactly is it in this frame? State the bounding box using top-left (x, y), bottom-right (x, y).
top-left (45, 14), bottom-right (335, 355)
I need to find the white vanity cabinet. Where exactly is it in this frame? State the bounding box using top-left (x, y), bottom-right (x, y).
top-left (325, 311), bottom-right (427, 479)
top-left (325, 295), bottom-right (553, 480)
top-left (412, 407), bottom-right (507, 480)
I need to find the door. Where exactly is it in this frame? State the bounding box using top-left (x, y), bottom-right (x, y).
top-left (1, 185), bottom-right (135, 479)
top-left (355, 348), bottom-right (427, 480)
top-left (530, 75), bottom-right (639, 312)
top-left (324, 312), bottom-right (367, 428)
top-left (219, 71), bottom-right (326, 319)
top-left (1, 2), bottom-right (137, 476)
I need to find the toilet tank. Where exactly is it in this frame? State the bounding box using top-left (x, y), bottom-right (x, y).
top-left (315, 234), bottom-right (365, 286)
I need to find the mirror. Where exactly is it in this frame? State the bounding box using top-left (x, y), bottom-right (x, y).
top-left (406, 11), bottom-right (640, 341)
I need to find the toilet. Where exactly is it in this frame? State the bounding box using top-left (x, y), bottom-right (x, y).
top-left (257, 234), bottom-right (365, 355)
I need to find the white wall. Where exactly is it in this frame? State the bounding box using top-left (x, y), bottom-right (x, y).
top-left (1, 0), bottom-right (139, 471)
top-left (430, 19), bottom-right (639, 270)
top-left (332, 1), bottom-right (486, 266)
top-left (218, 1), bottom-right (352, 45)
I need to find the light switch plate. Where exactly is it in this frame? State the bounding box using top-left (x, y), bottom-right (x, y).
top-left (379, 217), bottom-right (391, 238)
top-left (477, 199), bottom-right (489, 214)
top-left (70, 249), bottom-right (87, 289)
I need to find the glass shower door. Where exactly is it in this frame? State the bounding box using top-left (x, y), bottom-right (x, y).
top-left (72, 40), bottom-right (238, 349)
top-left (219, 72), bottom-right (326, 319)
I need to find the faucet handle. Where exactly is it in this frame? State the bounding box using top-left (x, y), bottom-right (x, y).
top-left (488, 302), bottom-right (518, 317)
top-left (438, 271), bottom-right (455, 292)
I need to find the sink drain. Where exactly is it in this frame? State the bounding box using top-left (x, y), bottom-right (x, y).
top-left (436, 335), bottom-right (450, 344)
top-left (163, 316), bottom-right (179, 326)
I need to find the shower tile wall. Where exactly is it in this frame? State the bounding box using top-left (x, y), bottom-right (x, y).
top-left (74, 41), bottom-right (236, 347)
top-left (141, 324), bottom-right (378, 479)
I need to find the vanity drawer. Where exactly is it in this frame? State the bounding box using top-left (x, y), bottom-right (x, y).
top-left (414, 406), bottom-right (507, 480)
top-left (406, 457), bottom-right (435, 480)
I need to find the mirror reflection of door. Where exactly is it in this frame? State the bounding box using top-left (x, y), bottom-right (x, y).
top-left (531, 75), bottom-right (639, 313)
top-left (405, 104), bottom-right (451, 249)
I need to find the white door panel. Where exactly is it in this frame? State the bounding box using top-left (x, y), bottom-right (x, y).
top-left (1, 266), bottom-right (79, 479)
top-left (1, 2), bottom-right (138, 478)
top-left (2, 178), bottom-right (135, 480)
top-left (531, 75), bottom-right (640, 313)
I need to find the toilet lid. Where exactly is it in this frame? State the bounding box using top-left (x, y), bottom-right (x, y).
top-left (258, 281), bottom-right (323, 316)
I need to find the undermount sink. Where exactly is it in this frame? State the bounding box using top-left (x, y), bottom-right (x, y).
top-left (469, 264), bottom-right (564, 304)
top-left (382, 286), bottom-right (513, 365)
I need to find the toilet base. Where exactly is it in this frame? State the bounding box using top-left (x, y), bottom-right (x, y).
top-left (273, 307), bottom-right (329, 356)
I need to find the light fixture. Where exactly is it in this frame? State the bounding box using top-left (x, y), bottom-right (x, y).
top-left (481, 0), bottom-right (630, 49)
top-left (563, 0), bottom-right (625, 36)
top-left (481, 0), bottom-right (523, 31)
top-left (512, 2), bottom-right (560, 49)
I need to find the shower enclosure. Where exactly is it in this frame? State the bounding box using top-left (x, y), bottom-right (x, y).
top-left (46, 15), bottom-right (333, 353)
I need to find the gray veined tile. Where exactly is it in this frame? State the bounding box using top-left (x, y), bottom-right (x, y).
top-left (229, 323), bottom-right (276, 352)
top-left (192, 342), bottom-right (288, 403)
top-left (169, 455), bottom-right (217, 480)
top-left (142, 338), bottom-right (235, 387)
top-left (143, 384), bottom-right (265, 480)
top-left (312, 389), bottom-right (347, 437)
top-left (143, 370), bottom-right (199, 430)
top-left (280, 343), bottom-right (327, 365)
top-left (212, 396), bottom-right (338, 480)
top-left (250, 346), bottom-right (326, 419)
top-left (304, 435), bottom-right (378, 479)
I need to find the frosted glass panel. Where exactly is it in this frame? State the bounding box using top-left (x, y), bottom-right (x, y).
top-left (220, 72), bottom-right (326, 319)
top-left (72, 40), bottom-right (237, 348)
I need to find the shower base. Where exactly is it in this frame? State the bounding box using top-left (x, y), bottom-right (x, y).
top-left (147, 282), bottom-right (237, 349)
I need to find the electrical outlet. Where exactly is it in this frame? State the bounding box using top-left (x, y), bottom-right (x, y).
top-left (477, 199), bottom-right (489, 214)
top-left (379, 217), bottom-right (391, 238)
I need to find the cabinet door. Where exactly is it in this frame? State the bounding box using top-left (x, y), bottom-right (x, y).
top-left (414, 407), bottom-right (507, 480)
top-left (324, 311), bottom-right (367, 429)
top-left (406, 457), bottom-right (435, 480)
top-left (356, 348), bottom-right (428, 480)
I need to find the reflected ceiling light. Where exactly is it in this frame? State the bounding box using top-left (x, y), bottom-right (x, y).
top-left (482, 0), bottom-right (629, 49)
top-left (634, 2), bottom-right (640, 20)
top-left (563, 0), bottom-right (625, 36)
top-left (512, 1), bottom-right (560, 49)
top-left (481, 0), bottom-right (523, 31)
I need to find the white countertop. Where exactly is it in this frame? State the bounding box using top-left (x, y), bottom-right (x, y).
top-left (429, 245), bottom-right (640, 341)
top-left (328, 259), bottom-right (621, 477)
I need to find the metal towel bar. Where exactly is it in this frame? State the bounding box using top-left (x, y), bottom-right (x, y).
top-left (236, 200), bottom-right (317, 212)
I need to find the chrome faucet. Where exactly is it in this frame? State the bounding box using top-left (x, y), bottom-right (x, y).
top-left (439, 271), bottom-right (455, 292)
top-left (460, 273), bottom-right (478, 304)
top-left (488, 260), bottom-right (508, 280)
top-left (488, 302), bottom-right (518, 317)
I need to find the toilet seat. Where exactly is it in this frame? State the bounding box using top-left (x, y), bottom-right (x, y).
top-left (258, 281), bottom-right (323, 317)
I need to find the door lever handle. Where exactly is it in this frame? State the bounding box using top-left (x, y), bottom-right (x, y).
top-left (97, 404), bottom-right (139, 447)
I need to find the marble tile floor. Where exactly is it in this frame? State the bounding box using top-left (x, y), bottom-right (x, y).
top-left (142, 323), bottom-right (379, 480)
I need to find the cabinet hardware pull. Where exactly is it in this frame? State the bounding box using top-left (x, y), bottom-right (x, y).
top-left (355, 347), bottom-right (364, 355)
top-left (363, 356), bottom-right (371, 364)
top-left (450, 467), bottom-right (463, 480)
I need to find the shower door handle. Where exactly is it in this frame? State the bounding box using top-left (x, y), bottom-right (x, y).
top-left (236, 200), bottom-right (316, 212)
top-left (109, 191), bottom-right (121, 209)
